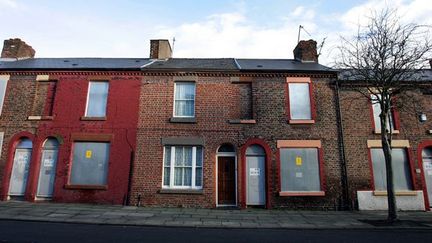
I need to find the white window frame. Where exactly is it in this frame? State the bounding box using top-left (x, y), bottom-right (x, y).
top-left (370, 94), bottom-right (398, 133)
top-left (0, 75), bottom-right (10, 116)
top-left (162, 146), bottom-right (203, 189)
top-left (84, 81), bottom-right (109, 117)
top-left (173, 82), bottom-right (196, 118)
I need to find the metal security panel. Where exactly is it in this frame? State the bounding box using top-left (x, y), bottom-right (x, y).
top-left (37, 149), bottom-right (58, 197)
top-left (9, 149), bottom-right (32, 196)
top-left (246, 156), bottom-right (265, 205)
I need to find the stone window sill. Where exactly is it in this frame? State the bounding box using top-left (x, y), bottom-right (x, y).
top-left (64, 184), bottom-right (108, 190)
top-left (169, 117), bottom-right (196, 123)
top-left (80, 116), bottom-right (107, 121)
top-left (288, 119), bottom-right (315, 125)
top-left (373, 191), bottom-right (417, 196)
top-left (279, 191), bottom-right (325, 197)
top-left (373, 129), bottom-right (399, 134)
top-left (228, 119), bottom-right (256, 124)
top-left (28, 116), bottom-right (54, 121)
top-left (159, 188), bottom-right (203, 194)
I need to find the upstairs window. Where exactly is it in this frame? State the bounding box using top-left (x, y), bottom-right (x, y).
top-left (286, 77), bottom-right (315, 124)
top-left (371, 94), bottom-right (398, 133)
top-left (85, 81), bottom-right (109, 117)
top-left (174, 82), bottom-right (195, 117)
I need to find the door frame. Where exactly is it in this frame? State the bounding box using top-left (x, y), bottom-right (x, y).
top-left (8, 148), bottom-right (32, 196)
top-left (240, 138), bottom-right (272, 209)
top-left (216, 152), bottom-right (237, 207)
top-left (245, 153), bottom-right (266, 206)
top-left (418, 141), bottom-right (432, 211)
top-left (36, 148), bottom-right (58, 199)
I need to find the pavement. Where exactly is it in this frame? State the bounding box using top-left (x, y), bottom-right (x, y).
top-left (0, 201), bottom-right (431, 229)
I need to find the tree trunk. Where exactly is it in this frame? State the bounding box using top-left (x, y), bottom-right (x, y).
top-left (381, 111), bottom-right (398, 223)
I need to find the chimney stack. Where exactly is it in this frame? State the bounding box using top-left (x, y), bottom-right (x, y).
top-left (293, 39), bottom-right (318, 63)
top-left (1, 38), bottom-right (35, 59)
top-left (150, 39), bottom-right (172, 59)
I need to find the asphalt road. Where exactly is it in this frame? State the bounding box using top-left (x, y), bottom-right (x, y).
top-left (0, 220), bottom-right (431, 243)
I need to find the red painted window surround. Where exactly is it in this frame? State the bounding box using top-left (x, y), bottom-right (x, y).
top-left (285, 77), bottom-right (316, 124)
top-left (367, 146), bottom-right (416, 192)
top-left (276, 142), bottom-right (326, 197)
top-left (369, 97), bottom-right (401, 133)
top-left (417, 141), bottom-right (432, 211)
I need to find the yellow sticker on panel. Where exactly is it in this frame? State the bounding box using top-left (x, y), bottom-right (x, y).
top-left (295, 156), bottom-right (302, 166)
top-left (85, 150), bottom-right (92, 158)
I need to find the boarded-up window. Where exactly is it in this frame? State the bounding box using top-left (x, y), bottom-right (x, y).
top-left (371, 148), bottom-right (412, 190)
top-left (85, 82), bottom-right (109, 117)
top-left (280, 148), bottom-right (320, 191)
top-left (70, 142), bottom-right (110, 185)
top-left (288, 83), bottom-right (312, 120)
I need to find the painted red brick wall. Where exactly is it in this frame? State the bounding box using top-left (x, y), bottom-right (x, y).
top-left (0, 73), bottom-right (142, 204)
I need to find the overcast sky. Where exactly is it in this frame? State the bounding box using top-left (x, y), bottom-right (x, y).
top-left (0, 0), bottom-right (431, 65)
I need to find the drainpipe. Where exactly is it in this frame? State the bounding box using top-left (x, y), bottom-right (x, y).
top-left (126, 150), bottom-right (135, 206)
top-left (334, 79), bottom-right (350, 210)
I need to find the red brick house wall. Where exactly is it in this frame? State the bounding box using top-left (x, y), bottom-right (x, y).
top-left (0, 72), bottom-right (142, 204)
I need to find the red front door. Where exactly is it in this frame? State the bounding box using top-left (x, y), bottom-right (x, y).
top-left (218, 157), bottom-right (236, 205)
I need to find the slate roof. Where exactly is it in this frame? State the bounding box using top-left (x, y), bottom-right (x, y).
top-left (0, 57), bottom-right (336, 73)
top-left (0, 58), bottom-right (152, 71)
top-left (235, 59), bottom-right (334, 73)
top-left (142, 58), bottom-right (239, 71)
top-left (338, 69), bottom-right (432, 82)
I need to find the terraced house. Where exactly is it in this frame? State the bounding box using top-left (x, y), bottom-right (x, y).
top-left (0, 38), bottom-right (431, 211)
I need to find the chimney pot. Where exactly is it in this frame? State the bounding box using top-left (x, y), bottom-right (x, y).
top-left (293, 39), bottom-right (318, 63)
top-left (150, 39), bottom-right (172, 59)
top-left (1, 38), bottom-right (35, 59)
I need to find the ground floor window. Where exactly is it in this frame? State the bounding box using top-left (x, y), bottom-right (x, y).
top-left (371, 148), bottom-right (412, 191)
top-left (70, 142), bottom-right (110, 185)
top-left (280, 148), bottom-right (321, 191)
top-left (163, 146), bottom-right (203, 189)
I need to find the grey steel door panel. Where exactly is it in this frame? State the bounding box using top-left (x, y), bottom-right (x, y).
top-left (423, 158), bottom-right (432, 207)
top-left (37, 150), bottom-right (58, 197)
top-left (246, 156), bottom-right (265, 205)
top-left (9, 149), bottom-right (32, 196)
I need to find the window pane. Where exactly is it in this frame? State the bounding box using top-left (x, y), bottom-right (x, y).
top-left (371, 148), bottom-right (412, 190)
top-left (163, 167), bottom-right (170, 186)
top-left (174, 100), bottom-right (194, 117)
top-left (184, 147), bottom-right (192, 166)
top-left (86, 82), bottom-right (109, 117)
top-left (164, 147), bottom-right (171, 166)
top-left (175, 146), bottom-right (183, 166)
top-left (175, 83), bottom-right (195, 99)
top-left (174, 168), bottom-right (182, 186)
top-left (70, 142), bottom-right (110, 185)
top-left (184, 168), bottom-right (192, 186)
top-left (371, 95), bottom-right (394, 131)
top-left (196, 147), bottom-right (203, 166)
top-left (195, 168), bottom-right (202, 187)
top-left (288, 83), bottom-right (311, 120)
top-left (174, 82), bottom-right (195, 117)
top-left (280, 148), bottom-right (320, 191)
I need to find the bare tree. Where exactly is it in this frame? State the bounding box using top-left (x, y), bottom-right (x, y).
top-left (335, 9), bottom-right (432, 223)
